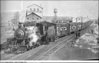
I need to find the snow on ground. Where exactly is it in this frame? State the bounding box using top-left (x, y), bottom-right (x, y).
top-left (74, 23), bottom-right (99, 54)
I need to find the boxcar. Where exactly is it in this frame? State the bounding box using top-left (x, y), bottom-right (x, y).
top-left (76, 22), bottom-right (82, 31)
top-left (70, 22), bottom-right (77, 33)
top-left (56, 23), bottom-right (70, 37)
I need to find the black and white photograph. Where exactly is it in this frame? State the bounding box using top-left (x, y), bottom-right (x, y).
top-left (0, 0), bottom-right (99, 62)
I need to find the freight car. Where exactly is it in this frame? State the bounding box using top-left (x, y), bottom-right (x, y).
top-left (0, 20), bottom-right (92, 53)
top-left (55, 20), bottom-right (93, 37)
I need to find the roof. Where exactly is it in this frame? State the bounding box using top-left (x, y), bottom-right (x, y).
top-left (27, 4), bottom-right (43, 9)
top-left (23, 21), bottom-right (36, 26)
top-left (26, 12), bottom-right (42, 18)
top-left (39, 21), bottom-right (56, 27)
top-left (43, 16), bottom-right (73, 23)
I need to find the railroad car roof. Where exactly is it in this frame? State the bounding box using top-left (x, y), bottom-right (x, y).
top-left (23, 21), bottom-right (36, 26)
top-left (38, 21), bottom-right (56, 27)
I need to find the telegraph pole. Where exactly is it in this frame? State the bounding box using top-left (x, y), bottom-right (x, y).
top-left (81, 17), bottom-right (83, 30)
top-left (76, 17), bottom-right (78, 39)
top-left (75, 17), bottom-right (81, 39)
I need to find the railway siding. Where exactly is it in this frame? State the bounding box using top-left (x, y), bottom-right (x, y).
top-left (26, 35), bottom-right (74, 60)
top-left (9, 34), bottom-right (72, 60)
top-left (38, 37), bottom-right (75, 60)
top-left (33, 35), bottom-right (74, 60)
top-left (36, 24), bottom-right (92, 60)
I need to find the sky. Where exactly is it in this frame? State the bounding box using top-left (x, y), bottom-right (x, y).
top-left (1, 1), bottom-right (98, 19)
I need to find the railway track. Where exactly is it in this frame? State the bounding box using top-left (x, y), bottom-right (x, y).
top-left (1, 32), bottom-right (68, 60)
top-left (37, 26), bottom-right (91, 60)
top-left (9, 34), bottom-right (73, 60)
top-left (37, 36), bottom-right (75, 60)
top-left (26, 34), bottom-right (75, 60)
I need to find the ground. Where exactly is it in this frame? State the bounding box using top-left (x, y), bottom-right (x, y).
top-left (46, 44), bottom-right (98, 60)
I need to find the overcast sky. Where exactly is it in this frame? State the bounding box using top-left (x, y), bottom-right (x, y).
top-left (1, 1), bottom-right (98, 19)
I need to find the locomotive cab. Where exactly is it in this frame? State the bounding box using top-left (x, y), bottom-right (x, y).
top-left (37, 21), bottom-right (57, 44)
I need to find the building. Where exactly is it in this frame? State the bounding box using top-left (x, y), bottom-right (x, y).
top-left (52, 17), bottom-right (73, 23)
top-left (26, 12), bottom-right (42, 22)
top-left (73, 16), bottom-right (89, 23)
top-left (25, 4), bottom-right (43, 23)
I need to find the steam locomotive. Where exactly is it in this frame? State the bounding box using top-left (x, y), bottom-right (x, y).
top-left (0, 20), bottom-right (92, 53)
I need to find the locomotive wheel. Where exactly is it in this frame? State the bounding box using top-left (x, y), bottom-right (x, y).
top-left (0, 42), bottom-right (9, 50)
top-left (31, 43), bottom-right (37, 48)
top-left (14, 46), bottom-right (27, 54)
top-left (4, 48), bottom-right (12, 53)
top-left (4, 46), bottom-right (18, 54)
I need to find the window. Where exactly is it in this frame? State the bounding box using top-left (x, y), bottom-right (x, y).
top-left (34, 8), bottom-right (36, 12)
top-left (37, 18), bottom-right (39, 20)
top-left (78, 25), bottom-right (81, 29)
top-left (64, 27), bottom-right (67, 30)
top-left (30, 8), bottom-right (32, 11)
top-left (27, 17), bottom-right (29, 20)
top-left (37, 8), bottom-right (39, 12)
top-left (57, 27), bottom-right (60, 31)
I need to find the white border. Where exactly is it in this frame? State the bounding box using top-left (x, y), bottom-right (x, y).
top-left (0, 0), bottom-right (98, 62)
top-left (0, 60), bottom-right (99, 62)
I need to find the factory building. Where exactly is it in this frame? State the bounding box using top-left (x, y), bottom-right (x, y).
top-left (25, 4), bottom-right (43, 23)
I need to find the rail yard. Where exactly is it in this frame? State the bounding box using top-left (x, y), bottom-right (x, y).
top-left (1, 21), bottom-right (98, 60)
top-left (0, 2), bottom-right (98, 61)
